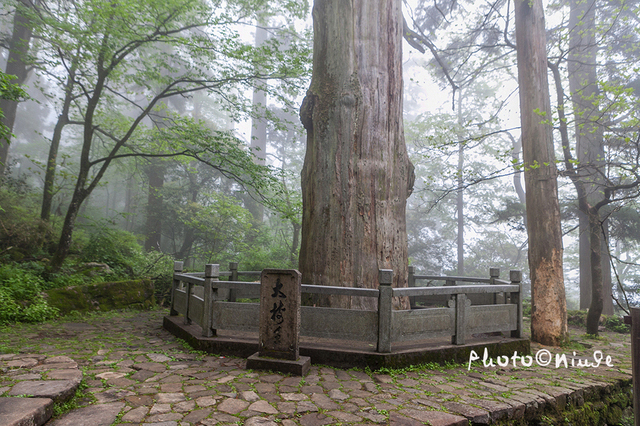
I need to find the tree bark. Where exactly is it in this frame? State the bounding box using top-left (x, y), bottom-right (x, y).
top-left (514, 0), bottom-right (568, 345)
top-left (568, 0), bottom-right (612, 315)
top-left (299, 0), bottom-right (414, 310)
top-left (0, 0), bottom-right (36, 175)
top-left (246, 22), bottom-right (268, 223)
top-left (145, 160), bottom-right (164, 251)
top-left (456, 92), bottom-right (464, 276)
top-left (41, 63), bottom-right (75, 221)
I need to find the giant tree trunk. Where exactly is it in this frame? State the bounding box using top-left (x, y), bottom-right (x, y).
top-left (0, 0), bottom-right (36, 175)
top-left (568, 0), bottom-right (612, 315)
top-left (514, 0), bottom-right (568, 345)
top-left (299, 0), bottom-right (414, 310)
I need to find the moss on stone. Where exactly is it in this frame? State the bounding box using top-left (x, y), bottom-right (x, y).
top-left (44, 279), bottom-right (155, 315)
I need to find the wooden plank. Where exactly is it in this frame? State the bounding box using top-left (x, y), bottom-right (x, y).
top-left (301, 306), bottom-right (378, 341)
top-left (467, 305), bottom-right (517, 334)
top-left (392, 308), bottom-right (454, 342)
top-left (212, 302), bottom-right (259, 331)
top-left (394, 285), bottom-right (519, 297)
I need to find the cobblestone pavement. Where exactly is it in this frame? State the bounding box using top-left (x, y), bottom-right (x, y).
top-left (0, 309), bottom-right (633, 425)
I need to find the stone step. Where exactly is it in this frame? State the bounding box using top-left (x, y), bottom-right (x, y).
top-left (0, 354), bottom-right (83, 426)
top-left (0, 397), bottom-right (53, 426)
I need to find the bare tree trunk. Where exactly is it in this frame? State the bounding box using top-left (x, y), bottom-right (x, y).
top-left (299, 0), bottom-right (414, 310)
top-left (41, 63), bottom-right (75, 221)
top-left (145, 160), bottom-right (164, 251)
top-left (585, 207), bottom-right (604, 333)
top-left (456, 92), bottom-right (464, 275)
top-left (246, 22), bottom-right (268, 223)
top-left (0, 0), bottom-right (36, 175)
top-left (514, 0), bottom-right (568, 345)
top-left (568, 0), bottom-right (612, 315)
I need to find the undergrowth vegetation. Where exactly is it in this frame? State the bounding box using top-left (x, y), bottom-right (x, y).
top-left (0, 183), bottom-right (175, 324)
top-left (0, 179), bottom-right (295, 325)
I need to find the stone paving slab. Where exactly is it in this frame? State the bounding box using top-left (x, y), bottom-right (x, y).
top-left (0, 397), bottom-right (53, 426)
top-left (0, 309), bottom-right (633, 425)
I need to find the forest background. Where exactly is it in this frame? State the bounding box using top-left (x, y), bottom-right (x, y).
top-left (0, 0), bottom-right (638, 330)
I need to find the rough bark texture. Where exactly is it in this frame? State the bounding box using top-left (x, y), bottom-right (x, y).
top-left (0, 0), bottom-right (35, 175)
top-left (568, 0), bottom-right (613, 315)
top-left (299, 0), bottom-right (414, 310)
top-left (514, 0), bottom-right (568, 345)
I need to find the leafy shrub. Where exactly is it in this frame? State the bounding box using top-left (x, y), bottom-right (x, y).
top-left (522, 298), bottom-right (531, 317)
top-left (0, 264), bottom-right (58, 324)
top-left (80, 226), bottom-right (144, 275)
top-left (602, 315), bottom-right (630, 333)
top-left (567, 310), bottom-right (630, 333)
top-left (0, 188), bottom-right (55, 260)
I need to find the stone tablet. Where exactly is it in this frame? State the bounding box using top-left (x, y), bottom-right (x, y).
top-left (258, 269), bottom-right (302, 361)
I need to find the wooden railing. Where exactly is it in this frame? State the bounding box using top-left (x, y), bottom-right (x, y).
top-left (169, 262), bottom-right (523, 353)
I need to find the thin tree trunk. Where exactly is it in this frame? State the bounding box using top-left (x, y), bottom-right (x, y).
top-left (246, 22), bottom-right (268, 223)
top-left (41, 63), bottom-right (76, 221)
top-left (568, 0), bottom-right (610, 315)
top-left (299, 0), bottom-right (414, 310)
top-left (0, 0), bottom-right (36, 175)
top-left (586, 207), bottom-right (604, 333)
top-left (514, 0), bottom-right (568, 345)
top-left (456, 91), bottom-right (464, 275)
top-left (145, 160), bottom-right (164, 251)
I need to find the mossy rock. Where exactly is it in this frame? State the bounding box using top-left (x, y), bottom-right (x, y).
top-left (44, 279), bottom-right (155, 315)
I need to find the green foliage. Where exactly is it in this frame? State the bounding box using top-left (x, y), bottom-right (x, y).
top-left (0, 188), bottom-right (55, 260)
top-left (0, 263), bottom-right (58, 324)
top-left (567, 310), bottom-right (630, 333)
top-left (80, 226), bottom-right (144, 275)
top-left (522, 298), bottom-right (532, 317)
top-left (0, 71), bottom-right (27, 144)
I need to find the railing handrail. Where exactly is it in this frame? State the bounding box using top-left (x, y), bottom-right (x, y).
top-left (413, 275), bottom-right (491, 283)
top-left (394, 284), bottom-right (519, 297)
top-left (170, 263), bottom-right (523, 353)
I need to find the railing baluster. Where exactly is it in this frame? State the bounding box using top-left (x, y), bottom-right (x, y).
top-left (202, 264), bottom-right (219, 337)
top-left (229, 262), bottom-right (238, 302)
top-left (510, 270), bottom-right (523, 338)
top-left (490, 267), bottom-right (500, 304)
top-left (170, 261), bottom-right (183, 316)
top-left (377, 269), bottom-right (393, 353)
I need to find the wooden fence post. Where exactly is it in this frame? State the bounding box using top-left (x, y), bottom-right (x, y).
top-left (510, 270), bottom-right (523, 338)
top-left (490, 267), bottom-right (500, 304)
top-left (170, 261), bottom-right (183, 316)
top-left (229, 262), bottom-right (238, 302)
top-left (377, 269), bottom-right (393, 353)
top-left (202, 264), bottom-right (219, 337)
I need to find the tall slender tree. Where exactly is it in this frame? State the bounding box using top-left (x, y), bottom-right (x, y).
top-left (514, 0), bottom-right (568, 345)
top-left (0, 0), bottom-right (37, 175)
